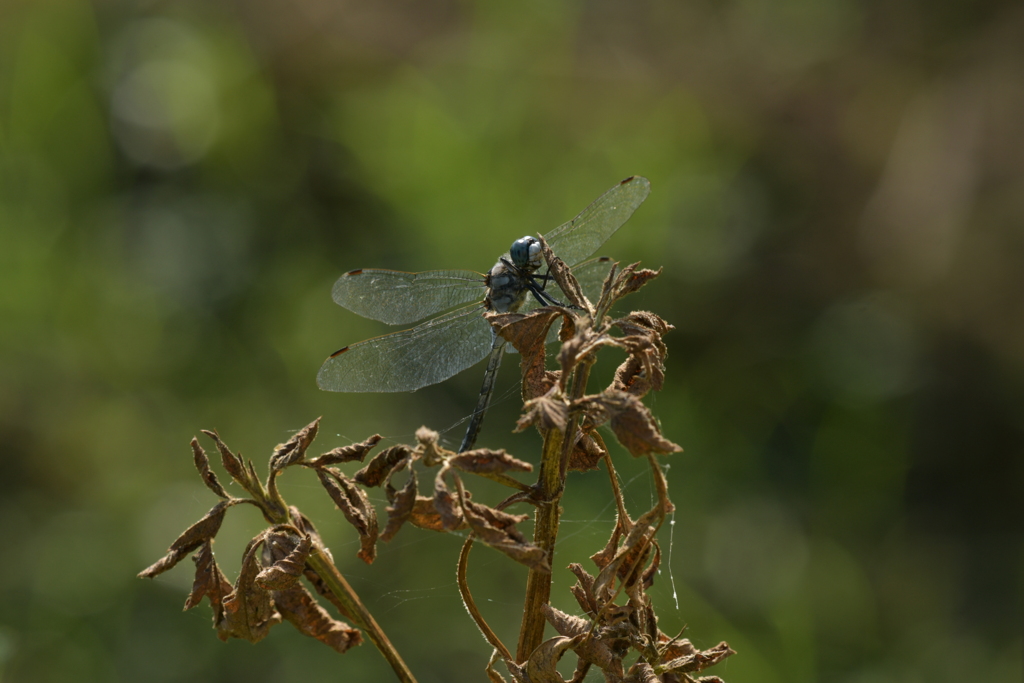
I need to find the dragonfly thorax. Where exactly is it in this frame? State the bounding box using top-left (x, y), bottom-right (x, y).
top-left (485, 260), bottom-right (532, 313)
top-left (484, 236), bottom-right (545, 314)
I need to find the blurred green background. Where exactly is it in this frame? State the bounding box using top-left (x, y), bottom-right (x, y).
top-left (2, 0), bottom-right (1022, 681)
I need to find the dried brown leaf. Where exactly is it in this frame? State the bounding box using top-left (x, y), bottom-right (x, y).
top-left (200, 429), bottom-right (251, 489)
top-left (616, 311), bottom-right (673, 337)
top-left (568, 659), bottom-right (593, 683)
top-left (486, 651), bottom-right (511, 683)
top-left (218, 537), bottom-right (281, 643)
top-left (594, 507), bottom-right (661, 601)
top-left (568, 563), bottom-right (599, 614)
top-left (625, 661), bottom-right (659, 683)
top-left (556, 326), bottom-right (603, 387)
top-left (462, 499), bottom-right (548, 570)
top-left (640, 542), bottom-right (661, 591)
top-left (381, 469), bottom-right (417, 542)
top-left (354, 444), bottom-right (411, 488)
top-left (525, 634), bottom-right (584, 683)
top-left (540, 603), bottom-right (589, 637)
top-left (415, 426), bottom-right (448, 465)
top-left (661, 642), bottom-right (735, 675)
top-left (273, 582), bottom-right (362, 653)
top-left (270, 418), bottom-right (320, 472)
top-left (591, 517), bottom-right (625, 572)
top-left (183, 541), bottom-right (232, 624)
top-left (611, 353), bottom-right (655, 399)
top-left (490, 308), bottom-right (570, 400)
top-left (317, 470), bottom-right (379, 563)
top-left (568, 432), bottom-right (605, 472)
top-left (610, 265), bottom-right (662, 301)
top-left (288, 507), bottom-right (327, 558)
top-left (433, 469), bottom-right (464, 530)
top-left (588, 390), bottom-right (682, 457)
top-left (542, 604), bottom-right (619, 672)
top-left (191, 438), bottom-right (229, 498)
top-left (139, 500), bottom-right (232, 578)
top-left (449, 449), bottom-right (533, 475)
top-left (516, 393), bottom-right (568, 434)
top-left (658, 634), bottom-right (697, 661)
top-left (408, 495), bottom-right (460, 532)
top-left (308, 434), bottom-right (382, 467)
top-left (538, 235), bottom-right (591, 312)
top-left (257, 534), bottom-right (312, 590)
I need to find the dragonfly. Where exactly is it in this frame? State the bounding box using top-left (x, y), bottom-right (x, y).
top-left (317, 175), bottom-right (651, 452)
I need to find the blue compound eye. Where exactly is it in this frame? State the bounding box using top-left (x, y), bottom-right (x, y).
top-left (509, 236), bottom-right (539, 268)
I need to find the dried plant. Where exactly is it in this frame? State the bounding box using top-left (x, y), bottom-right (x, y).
top-left (140, 240), bottom-right (734, 683)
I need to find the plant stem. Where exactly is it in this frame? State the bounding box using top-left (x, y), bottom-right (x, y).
top-left (307, 547), bottom-right (418, 683)
top-left (516, 359), bottom-right (594, 662)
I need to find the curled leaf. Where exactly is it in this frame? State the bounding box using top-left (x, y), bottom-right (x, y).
top-left (485, 651), bottom-right (511, 683)
top-left (568, 563), bottom-right (599, 614)
top-left (567, 432), bottom-right (605, 472)
top-left (660, 641), bottom-right (736, 675)
top-left (626, 661), bottom-right (659, 683)
top-left (273, 582), bottom-right (362, 654)
top-left (516, 394), bottom-right (568, 434)
top-left (433, 468), bottom-right (465, 531)
top-left (590, 516), bottom-right (625, 571)
top-left (317, 470), bottom-right (379, 563)
top-left (639, 542), bottom-right (661, 592)
top-left (217, 536), bottom-right (281, 643)
top-left (658, 634), bottom-right (697, 661)
top-left (139, 500), bottom-right (233, 578)
top-left (556, 326), bottom-right (602, 388)
top-left (609, 264), bottom-right (662, 301)
top-left (449, 449), bottom-right (533, 475)
top-left (257, 533), bottom-right (312, 590)
top-left (308, 434), bottom-right (382, 468)
top-left (526, 634), bottom-right (584, 683)
top-left (538, 235), bottom-right (591, 313)
top-left (541, 604), bottom-right (619, 672)
top-left (611, 311), bottom-right (672, 398)
top-left (585, 390), bottom-right (682, 457)
top-left (202, 430), bottom-right (248, 488)
top-left (490, 308), bottom-right (570, 400)
top-left (354, 444), bottom-right (411, 488)
top-left (381, 469), bottom-right (417, 542)
top-left (462, 499), bottom-right (548, 570)
top-left (594, 507), bottom-right (661, 600)
top-left (415, 426), bottom-right (447, 465)
top-left (409, 495), bottom-right (461, 532)
top-left (616, 310), bottom-right (673, 338)
top-left (270, 418), bottom-right (320, 473)
top-left (288, 507), bottom-right (328, 559)
top-left (191, 438), bottom-right (228, 498)
top-left (183, 541), bottom-right (233, 624)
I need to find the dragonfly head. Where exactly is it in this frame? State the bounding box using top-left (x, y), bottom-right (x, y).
top-left (509, 236), bottom-right (543, 272)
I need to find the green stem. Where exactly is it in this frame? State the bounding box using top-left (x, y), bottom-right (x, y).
top-left (307, 547), bottom-right (418, 683)
top-left (515, 359), bottom-right (594, 662)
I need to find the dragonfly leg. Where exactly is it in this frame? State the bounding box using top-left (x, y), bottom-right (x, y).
top-left (526, 279), bottom-right (568, 307)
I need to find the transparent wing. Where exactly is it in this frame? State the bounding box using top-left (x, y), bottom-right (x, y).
top-left (544, 176), bottom-right (651, 267)
top-left (317, 304), bottom-right (494, 392)
top-left (332, 268), bottom-right (485, 325)
top-left (570, 256), bottom-right (617, 306)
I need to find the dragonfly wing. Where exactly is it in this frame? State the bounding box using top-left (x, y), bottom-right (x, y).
top-left (544, 176), bottom-right (650, 267)
top-left (571, 256), bottom-right (617, 305)
top-left (317, 304), bottom-right (494, 392)
top-left (332, 268), bottom-right (485, 325)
